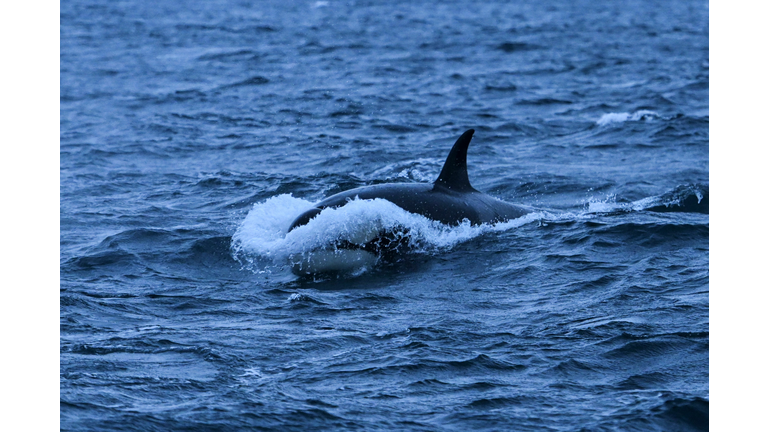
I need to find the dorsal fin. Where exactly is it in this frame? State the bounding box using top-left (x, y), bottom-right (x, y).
top-left (434, 129), bottom-right (477, 192)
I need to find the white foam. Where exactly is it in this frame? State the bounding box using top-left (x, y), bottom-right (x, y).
top-left (362, 158), bottom-right (441, 183)
top-left (231, 194), bottom-right (545, 274)
top-left (587, 200), bottom-right (620, 213)
top-left (585, 194), bottom-right (665, 213)
top-left (231, 194), bottom-right (315, 259)
top-left (596, 110), bottom-right (658, 126)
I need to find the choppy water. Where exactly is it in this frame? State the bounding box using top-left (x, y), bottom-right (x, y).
top-left (61, 0), bottom-right (709, 430)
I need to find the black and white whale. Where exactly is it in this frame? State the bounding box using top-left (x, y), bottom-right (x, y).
top-left (287, 129), bottom-right (533, 275)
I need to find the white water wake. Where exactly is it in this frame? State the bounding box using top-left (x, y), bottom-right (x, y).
top-left (231, 194), bottom-right (545, 274)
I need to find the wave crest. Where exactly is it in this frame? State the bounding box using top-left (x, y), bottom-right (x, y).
top-left (587, 184), bottom-right (708, 214)
top-left (596, 110), bottom-right (659, 126)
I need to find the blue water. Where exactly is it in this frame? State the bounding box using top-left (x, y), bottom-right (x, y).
top-left (60, 0), bottom-right (709, 430)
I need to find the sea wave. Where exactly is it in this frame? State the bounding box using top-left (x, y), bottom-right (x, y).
top-left (596, 110), bottom-right (659, 126)
top-left (587, 184), bottom-right (708, 214)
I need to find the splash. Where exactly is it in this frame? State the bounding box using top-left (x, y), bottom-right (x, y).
top-left (231, 194), bottom-right (544, 274)
top-left (596, 110), bottom-right (658, 126)
top-left (586, 184), bottom-right (708, 214)
top-left (361, 158), bottom-right (442, 183)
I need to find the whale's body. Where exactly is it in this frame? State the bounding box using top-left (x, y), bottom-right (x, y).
top-left (287, 129), bottom-right (531, 275)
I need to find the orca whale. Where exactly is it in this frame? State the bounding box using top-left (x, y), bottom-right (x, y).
top-left (287, 129), bottom-right (532, 275)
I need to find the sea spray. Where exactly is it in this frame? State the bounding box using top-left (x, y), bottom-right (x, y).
top-left (232, 194), bottom-right (547, 274)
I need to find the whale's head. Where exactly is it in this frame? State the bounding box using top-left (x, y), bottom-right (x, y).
top-left (286, 205), bottom-right (381, 276)
top-left (285, 204), bottom-right (412, 276)
top-left (287, 207), bottom-right (323, 232)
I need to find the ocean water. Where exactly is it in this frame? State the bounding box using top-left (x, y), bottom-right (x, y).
top-left (60, 0), bottom-right (709, 430)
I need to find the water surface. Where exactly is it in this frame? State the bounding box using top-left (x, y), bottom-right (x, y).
top-left (61, 0), bottom-right (709, 430)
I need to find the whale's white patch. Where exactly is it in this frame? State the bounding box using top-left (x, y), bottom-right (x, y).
top-left (289, 249), bottom-right (378, 276)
